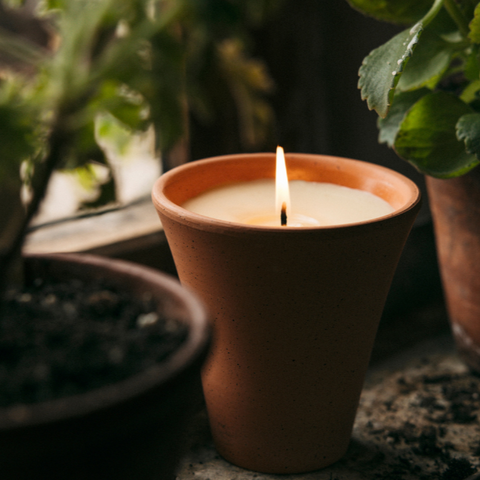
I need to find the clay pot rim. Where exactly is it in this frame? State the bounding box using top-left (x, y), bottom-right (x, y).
top-left (0, 252), bottom-right (210, 429)
top-left (153, 153), bottom-right (421, 233)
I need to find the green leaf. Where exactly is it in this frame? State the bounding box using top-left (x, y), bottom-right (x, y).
top-left (460, 79), bottom-right (480, 103)
top-left (469, 3), bottom-right (480, 43)
top-left (464, 45), bottom-right (480, 81)
top-left (42, 0), bottom-right (66, 10)
top-left (107, 100), bottom-right (149, 132)
top-left (358, 23), bottom-right (423, 118)
top-left (96, 113), bottom-right (127, 151)
top-left (396, 30), bottom-right (456, 91)
top-left (345, 0), bottom-right (432, 25)
top-left (457, 113), bottom-right (480, 159)
top-left (95, 112), bottom-right (140, 157)
top-left (394, 91), bottom-right (478, 178)
top-left (378, 88), bottom-right (429, 147)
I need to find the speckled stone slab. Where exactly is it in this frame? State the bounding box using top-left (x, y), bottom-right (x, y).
top-left (176, 335), bottom-right (480, 479)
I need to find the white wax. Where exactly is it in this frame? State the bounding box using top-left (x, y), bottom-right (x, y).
top-left (182, 179), bottom-right (394, 227)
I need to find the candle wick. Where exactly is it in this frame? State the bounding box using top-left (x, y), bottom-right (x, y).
top-left (281, 202), bottom-right (287, 226)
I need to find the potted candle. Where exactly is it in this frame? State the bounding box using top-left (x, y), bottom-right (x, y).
top-left (152, 150), bottom-right (421, 474)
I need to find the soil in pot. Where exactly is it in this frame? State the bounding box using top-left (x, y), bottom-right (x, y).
top-left (0, 254), bottom-right (210, 480)
top-left (0, 275), bottom-right (188, 407)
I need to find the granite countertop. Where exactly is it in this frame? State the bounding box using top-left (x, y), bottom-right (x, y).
top-left (176, 334), bottom-right (480, 480)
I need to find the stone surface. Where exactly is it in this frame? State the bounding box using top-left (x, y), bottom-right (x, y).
top-left (176, 335), bottom-right (480, 479)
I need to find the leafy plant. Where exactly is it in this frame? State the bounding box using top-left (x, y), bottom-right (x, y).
top-left (0, 0), bottom-right (276, 289)
top-left (347, 0), bottom-right (480, 178)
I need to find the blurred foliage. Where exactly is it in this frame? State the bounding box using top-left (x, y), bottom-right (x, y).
top-left (0, 0), bottom-right (277, 197)
top-left (0, 0), bottom-right (278, 283)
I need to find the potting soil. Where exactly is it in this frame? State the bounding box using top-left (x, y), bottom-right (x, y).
top-left (0, 277), bottom-right (187, 407)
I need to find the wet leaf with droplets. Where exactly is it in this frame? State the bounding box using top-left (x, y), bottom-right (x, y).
top-left (358, 23), bottom-right (423, 118)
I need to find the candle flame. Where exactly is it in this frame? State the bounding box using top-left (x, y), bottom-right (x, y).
top-left (276, 146), bottom-right (291, 225)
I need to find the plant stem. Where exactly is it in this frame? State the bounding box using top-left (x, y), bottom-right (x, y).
top-left (422, 0), bottom-right (446, 27)
top-left (444, 0), bottom-right (471, 38)
top-left (0, 115), bottom-right (68, 293)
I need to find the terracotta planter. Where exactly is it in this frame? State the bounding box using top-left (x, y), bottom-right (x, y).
top-left (0, 253), bottom-right (210, 480)
top-left (426, 170), bottom-right (480, 373)
top-left (152, 153), bottom-right (421, 474)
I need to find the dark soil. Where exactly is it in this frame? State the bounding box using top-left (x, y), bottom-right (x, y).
top-left (441, 458), bottom-right (477, 480)
top-left (352, 358), bottom-right (480, 480)
top-left (0, 276), bottom-right (187, 407)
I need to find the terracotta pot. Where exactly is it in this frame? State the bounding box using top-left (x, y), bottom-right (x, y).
top-left (426, 170), bottom-right (480, 373)
top-left (152, 153), bottom-right (421, 474)
top-left (0, 253), bottom-right (210, 480)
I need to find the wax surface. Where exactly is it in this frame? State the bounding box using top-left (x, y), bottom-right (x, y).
top-left (182, 179), bottom-right (395, 227)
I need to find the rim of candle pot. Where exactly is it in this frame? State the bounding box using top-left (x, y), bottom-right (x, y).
top-left (152, 153), bottom-right (421, 233)
top-left (0, 253), bottom-right (210, 429)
